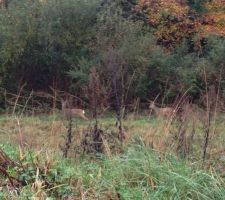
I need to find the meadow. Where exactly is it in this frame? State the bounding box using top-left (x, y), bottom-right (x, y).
top-left (0, 112), bottom-right (224, 199)
top-left (0, 0), bottom-right (225, 199)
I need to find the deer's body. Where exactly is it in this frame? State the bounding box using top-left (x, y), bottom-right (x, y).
top-left (149, 101), bottom-right (174, 118)
top-left (61, 99), bottom-right (88, 120)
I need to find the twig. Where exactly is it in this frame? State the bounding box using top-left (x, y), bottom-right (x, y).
top-left (12, 83), bottom-right (26, 115)
top-left (19, 90), bottom-right (33, 118)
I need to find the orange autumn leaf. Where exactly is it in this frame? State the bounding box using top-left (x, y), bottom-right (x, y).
top-left (137, 0), bottom-right (225, 48)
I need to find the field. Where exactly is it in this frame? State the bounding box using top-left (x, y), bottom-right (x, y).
top-left (1, 0), bottom-right (225, 199)
top-left (0, 113), bottom-right (224, 199)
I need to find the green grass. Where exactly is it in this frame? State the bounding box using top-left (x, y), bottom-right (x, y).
top-left (0, 144), bottom-right (224, 199)
top-left (0, 114), bottom-right (224, 199)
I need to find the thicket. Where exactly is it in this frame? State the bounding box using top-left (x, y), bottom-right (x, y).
top-left (0, 0), bottom-right (224, 109)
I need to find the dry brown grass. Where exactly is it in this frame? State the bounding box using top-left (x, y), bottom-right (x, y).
top-left (0, 111), bottom-right (224, 161)
top-left (0, 115), bottom-right (65, 150)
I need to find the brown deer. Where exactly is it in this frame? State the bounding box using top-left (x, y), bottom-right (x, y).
top-left (149, 101), bottom-right (175, 118)
top-left (61, 99), bottom-right (88, 120)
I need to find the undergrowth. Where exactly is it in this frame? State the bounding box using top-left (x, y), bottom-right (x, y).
top-left (0, 144), bottom-right (224, 200)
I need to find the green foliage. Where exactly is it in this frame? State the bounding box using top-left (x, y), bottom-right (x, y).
top-left (205, 36), bottom-right (225, 67)
top-left (1, 144), bottom-right (224, 199)
top-left (0, 0), bottom-right (100, 92)
top-left (0, 0), bottom-right (224, 107)
top-left (68, 57), bottom-right (94, 90)
top-left (188, 0), bottom-right (209, 14)
top-left (0, 144), bottom-right (74, 199)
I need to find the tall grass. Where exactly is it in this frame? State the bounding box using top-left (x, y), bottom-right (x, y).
top-left (0, 144), bottom-right (224, 199)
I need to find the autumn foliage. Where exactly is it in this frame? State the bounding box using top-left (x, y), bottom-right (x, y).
top-left (203, 0), bottom-right (225, 35)
top-left (0, 0), bottom-right (224, 109)
top-left (137, 0), bottom-right (225, 47)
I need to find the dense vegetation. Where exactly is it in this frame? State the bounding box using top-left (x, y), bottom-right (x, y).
top-left (0, 1), bottom-right (224, 199)
top-left (0, 0), bottom-right (224, 108)
top-left (0, 133), bottom-right (224, 199)
top-left (0, 113), bottom-right (224, 199)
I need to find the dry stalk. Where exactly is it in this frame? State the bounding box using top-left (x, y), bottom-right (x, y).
top-left (100, 135), bottom-right (112, 158)
top-left (211, 67), bottom-right (223, 141)
top-left (19, 90), bottom-right (33, 118)
top-left (12, 83), bottom-right (26, 115)
top-left (202, 66), bottom-right (210, 160)
top-left (61, 118), bottom-right (73, 158)
top-left (15, 117), bottom-right (25, 153)
top-left (160, 87), bottom-right (195, 150)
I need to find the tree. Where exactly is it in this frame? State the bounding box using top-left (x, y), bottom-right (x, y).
top-left (0, 0), bottom-right (100, 93)
top-left (136, 0), bottom-right (199, 48)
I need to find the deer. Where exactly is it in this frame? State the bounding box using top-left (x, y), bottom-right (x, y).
top-left (60, 99), bottom-right (88, 120)
top-left (149, 101), bottom-right (175, 118)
